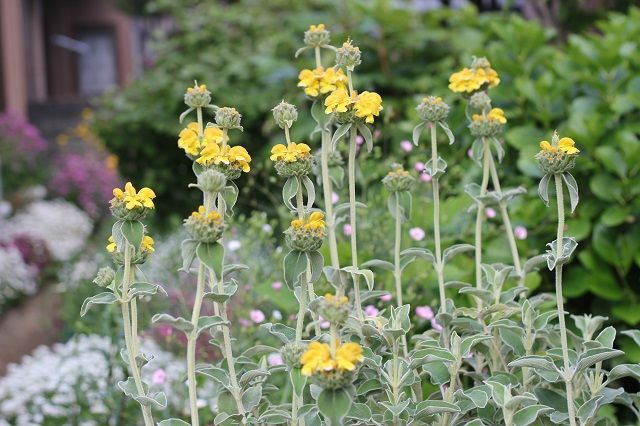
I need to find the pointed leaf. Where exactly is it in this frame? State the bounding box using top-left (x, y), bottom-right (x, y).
top-left (538, 174), bottom-right (551, 207)
top-left (331, 123), bottom-right (351, 151)
top-left (196, 242), bottom-right (225, 277)
top-left (412, 122), bottom-right (425, 146)
top-left (80, 292), bottom-right (118, 317)
top-left (562, 172), bottom-right (579, 213)
top-left (513, 405), bottom-right (553, 426)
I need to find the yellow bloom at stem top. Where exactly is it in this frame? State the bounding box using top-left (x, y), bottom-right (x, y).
top-left (354, 91), bottom-right (383, 124)
top-left (189, 205), bottom-right (222, 224)
top-left (308, 24), bottom-right (325, 33)
top-left (106, 236), bottom-right (117, 253)
top-left (291, 211), bottom-right (325, 230)
top-left (324, 89), bottom-right (384, 124)
top-left (186, 84), bottom-right (207, 95)
top-left (106, 235), bottom-right (154, 253)
top-left (270, 142), bottom-right (311, 162)
top-left (196, 144), bottom-right (252, 172)
top-left (449, 60), bottom-right (500, 94)
top-left (540, 137), bottom-right (580, 155)
top-left (178, 123), bottom-right (224, 156)
top-left (472, 108), bottom-right (507, 124)
top-left (298, 67), bottom-right (348, 98)
top-left (324, 87), bottom-right (354, 113)
top-left (300, 341), bottom-right (364, 376)
top-left (113, 182), bottom-right (156, 210)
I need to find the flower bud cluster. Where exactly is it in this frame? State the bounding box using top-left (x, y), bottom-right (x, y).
top-left (285, 212), bottom-right (326, 252)
top-left (416, 96), bottom-right (450, 123)
top-left (184, 206), bottom-right (225, 243)
top-left (382, 165), bottom-right (415, 192)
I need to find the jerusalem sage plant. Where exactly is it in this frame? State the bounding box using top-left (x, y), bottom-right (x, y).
top-left (80, 23), bottom-right (640, 426)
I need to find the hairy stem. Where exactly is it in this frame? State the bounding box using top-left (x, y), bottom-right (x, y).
top-left (554, 173), bottom-right (576, 426)
top-left (348, 128), bottom-right (364, 322)
top-left (474, 138), bottom-right (492, 309)
top-left (187, 262), bottom-right (206, 426)
top-left (320, 128), bottom-right (342, 293)
top-left (121, 243), bottom-right (154, 426)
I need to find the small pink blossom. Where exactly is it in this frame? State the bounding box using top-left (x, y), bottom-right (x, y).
top-left (380, 293), bottom-right (392, 302)
top-left (267, 353), bottom-right (284, 366)
top-left (485, 207), bottom-right (497, 219)
top-left (364, 305), bottom-right (379, 317)
top-left (467, 148), bottom-right (474, 158)
top-left (157, 325), bottom-right (173, 337)
top-left (400, 140), bottom-right (413, 152)
top-left (343, 224), bottom-right (352, 236)
top-left (250, 309), bottom-right (266, 323)
top-left (374, 129), bottom-right (381, 139)
top-left (409, 227), bottom-right (425, 241)
top-left (151, 369), bottom-right (167, 384)
top-left (331, 192), bottom-right (339, 204)
top-left (420, 173), bottom-right (432, 183)
top-left (514, 226), bottom-right (528, 240)
top-left (430, 318), bottom-right (443, 332)
top-left (414, 161), bottom-right (425, 172)
top-left (239, 318), bottom-right (252, 328)
top-left (356, 135), bottom-right (364, 146)
top-left (319, 316), bottom-right (330, 329)
top-left (271, 281), bottom-right (282, 291)
top-left (415, 306), bottom-right (434, 320)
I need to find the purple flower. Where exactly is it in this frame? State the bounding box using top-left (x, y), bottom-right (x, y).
top-left (271, 281), bottom-right (283, 291)
top-left (380, 293), bottom-right (392, 302)
top-left (331, 192), bottom-right (339, 204)
top-left (250, 309), bottom-right (266, 323)
top-left (151, 369), bottom-right (167, 384)
top-left (420, 173), bottom-right (432, 183)
top-left (467, 148), bottom-right (474, 158)
top-left (356, 135), bottom-right (364, 146)
top-left (514, 226), bottom-right (528, 240)
top-left (430, 318), bottom-right (443, 332)
top-left (409, 227), bottom-right (425, 241)
top-left (485, 207), bottom-right (497, 219)
top-left (364, 305), bottom-right (379, 317)
top-left (400, 140), bottom-right (413, 152)
top-left (239, 318), bottom-right (252, 328)
top-left (414, 162), bottom-right (425, 172)
top-left (415, 306), bottom-right (434, 320)
top-left (343, 224), bottom-right (352, 236)
top-left (319, 316), bottom-right (330, 329)
top-left (267, 353), bottom-right (284, 366)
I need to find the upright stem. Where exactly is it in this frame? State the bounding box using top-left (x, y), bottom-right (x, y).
top-left (187, 262), bottom-right (205, 426)
top-left (120, 243), bottom-right (154, 426)
top-left (474, 139), bottom-right (492, 309)
top-left (292, 270), bottom-right (307, 426)
top-left (320, 129), bottom-right (342, 293)
top-left (348, 129), bottom-right (364, 322)
top-left (554, 174), bottom-right (576, 426)
top-left (393, 195), bottom-right (409, 358)
top-left (488, 155), bottom-right (523, 284)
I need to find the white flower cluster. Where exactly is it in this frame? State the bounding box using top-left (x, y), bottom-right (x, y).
top-left (0, 335), bottom-right (210, 425)
top-left (1, 200), bottom-right (93, 261)
top-left (0, 245), bottom-right (38, 308)
top-left (56, 254), bottom-right (101, 291)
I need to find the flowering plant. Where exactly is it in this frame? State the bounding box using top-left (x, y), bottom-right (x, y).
top-left (79, 24), bottom-right (640, 426)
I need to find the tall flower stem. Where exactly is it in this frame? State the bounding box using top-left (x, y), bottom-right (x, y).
top-left (474, 138), bottom-right (492, 309)
top-left (348, 128), bottom-right (364, 322)
top-left (187, 262), bottom-right (205, 426)
top-left (554, 173), bottom-right (577, 426)
top-left (393, 194), bottom-right (409, 358)
top-left (120, 242), bottom-right (155, 426)
top-left (488, 155), bottom-right (524, 285)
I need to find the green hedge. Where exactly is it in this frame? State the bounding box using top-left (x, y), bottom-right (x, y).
top-left (93, 1), bottom-right (640, 355)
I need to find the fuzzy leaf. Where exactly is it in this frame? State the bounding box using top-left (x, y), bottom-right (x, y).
top-left (538, 174), bottom-right (552, 206)
top-left (317, 388), bottom-right (352, 426)
top-left (283, 250), bottom-right (307, 289)
top-left (260, 322), bottom-right (296, 344)
top-left (331, 123), bottom-right (351, 151)
top-left (242, 385), bottom-right (262, 412)
top-left (607, 364), bottom-right (640, 383)
top-left (196, 242), bottom-right (225, 277)
top-left (151, 313), bottom-right (193, 333)
top-left (576, 396), bottom-right (603, 424)
top-left (575, 348), bottom-right (624, 373)
top-left (513, 405), bottom-right (553, 426)
top-left (301, 176), bottom-right (316, 210)
top-left (412, 122), bottom-right (425, 146)
top-left (362, 259), bottom-right (395, 271)
top-left (158, 420), bottom-right (190, 426)
top-left (80, 292), bottom-right (118, 317)
top-left (126, 282), bottom-right (167, 300)
top-left (180, 239), bottom-right (199, 272)
top-left (357, 123), bottom-right (373, 153)
top-left (508, 356), bottom-right (558, 372)
top-left (306, 250), bottom-right (324, 284)
top-left (438, 121), bottom-right (455, 145)
top-left (443, 244), bottom-right (475, 264)
top-left (282, 177), bottom-right (299, 211)
top-left (562, 172), bottom-right (579, 213)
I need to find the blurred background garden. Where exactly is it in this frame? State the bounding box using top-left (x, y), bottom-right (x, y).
top-left (1, 0), bottom-right (639, 424)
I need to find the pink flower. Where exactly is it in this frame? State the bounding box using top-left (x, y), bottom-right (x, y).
top-left (400, 140), bottom-right (413, 152)
top-left (414, 161), bottom-right (425, 172)
top-left (514, 226), bottom-right (528, 240)
top-left (319, 316), bottom-right (330, 329)
top-left (415, 306), bottom-right (434, 320)
top-left (331, 192), bottom-right (339, 204)
top-left (380, 293), bottom-right (392, 302)
top-left (239, 318), bottom-right (252, 328)
top-left (485, 207), bottom-right (496, 219)
top-left (409, 227), bottom-right (425, 241)
top-left (271, 281), bottom-right (282, 291)
top-left (267, 353), bottom-right (284, 366)
top-left (430, 318), bottom-right (443, 332)
top-left (343, 224), bottom-right (352, 236)
top-left (420, 173), bottom-right (432, 183)
top-left (157, 325), bottom-right (173, 337)
top-left (374, 129), bottom-right (381, 139)
top-left (151, 369), bottom-right (167, 384)
top-left (467, 148), bottom-right (474, 158)
top-left (356, 135), bottom-right (364, 146)
top-left (250, 309), bottom-right (266, 323)
top-left (364, 305), bottom-right (379, 317)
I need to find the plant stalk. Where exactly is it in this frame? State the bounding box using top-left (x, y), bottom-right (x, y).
top-left (187, 261), bottom-right (206, 426)
top-left (348, 128), bottom-right (364, 322)
top-left (474, 138), bottom-right (492, 310)
top-left (320, 128), bottom-right (342, 293)
top-left (554, 173), bottom-right (577, 426)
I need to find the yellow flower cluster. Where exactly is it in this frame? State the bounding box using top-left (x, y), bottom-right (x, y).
top-left (308, 24), bottom-right (325, 33)
top-left (540, 137), bottom-right (580, 155)
top-left (270, 142), bottom-right (311, 163)
top-left (324, 89), bottom-right (383, 124)
top-left (291, 212), bottom-right (325, 230)
top-left (107, 235), bottom-right (155, 253)
top-left (189, 205), bottom-right (222, 224)
top-left (449, 66), bottom-right (500, 94)
top-left (472, 108), bottom-right (507, 124)
top-left (196, 144), bottom-right (252, 172)
top-left (387, 167), bottom-right (411, 177)
top-left (186, 84), bottom-right (207, 95)
top-left (300, 341), bottom-right (363, 376)
top-left (298, 67), bottom-right (347, 98)
top-left (178, 123), bottom-right (224, 156)
top-left (113, 182), bottom-right (156, 210)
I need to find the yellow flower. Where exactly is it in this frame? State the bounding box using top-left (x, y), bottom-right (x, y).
top-left (142, 236), bottom-right (155, 253)
top-left (291, 212), bottom-right (326, 230)
top-left (476, 67), bottom-right (500, 88)
top-left (324, 293), bottom-right (349, 306)
top-left (298, 67), bottom-right (347, 98)
top-left (539, 140), bottom-right (555, 153)
top-left (354, 91), bottom-right (383, 124)
top-left (270, 142), bottom-right (311, 162)
top-left (558, 137), bottom-right (580, 154)
top-left (324, 87), bottom-right (354, 114)
top-left (300, 341), bottom-right (363, 376)
top-left (448, 68), bottom-right (484, 93)
top-left (178, 122), bottom-right (224, 156)
top-left (190, 205), bottom-right (222, 223)
top-left (487, 108), bottom-right (507, 124)
top-left (309, 23), bottom-right (325, 32)
top-left (197, 144), bottom-right (252, 172)
top-left (106, 236), bottom-right (117, 253)
top-left (120, 182), bottom-right (156, 210)
top-left (186, 84), bottom-right (207, 94)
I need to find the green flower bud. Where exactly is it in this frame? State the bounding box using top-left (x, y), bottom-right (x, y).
top-left (197, 169), bottom-right (227, 194)
top-left (416, 96), bottom-right (450, 123)
top-left (210, 163), bottom-right (243, 181)
top-left (272, 101), bottom-right (298, 129)
top-left (303, 24), bottom-right (331, 48)
top-left (109, 199), bottom-right (150, 221)
top-left (471, 56), bottom-right (492, 70)
top-left (309, 367), bottom-right (360, 390)
top-left (184, 206), bottom-right (225, 243)
top-left (215, 107), bottom-right (242, 130)
top-left (93, 267), bottom-right (115, 287)
top-left (382, 166), bottom-right (415, 192)
top-left (335, 40), bottom-right (361, 71)
top-left (468, 92), bottom-right (492, 110)
top-left (184, 83), bottom-right (211, 108)
top-left (535, 150), bottom-right (577, 174)
top-left (282, 342), bottom-right (307, 369)
top-left (285, 212), bottom-right (326, 252)
top-left (316, 293), bottom-right (351, 327)
top-left (274, 157), bottom-right (313, 178)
